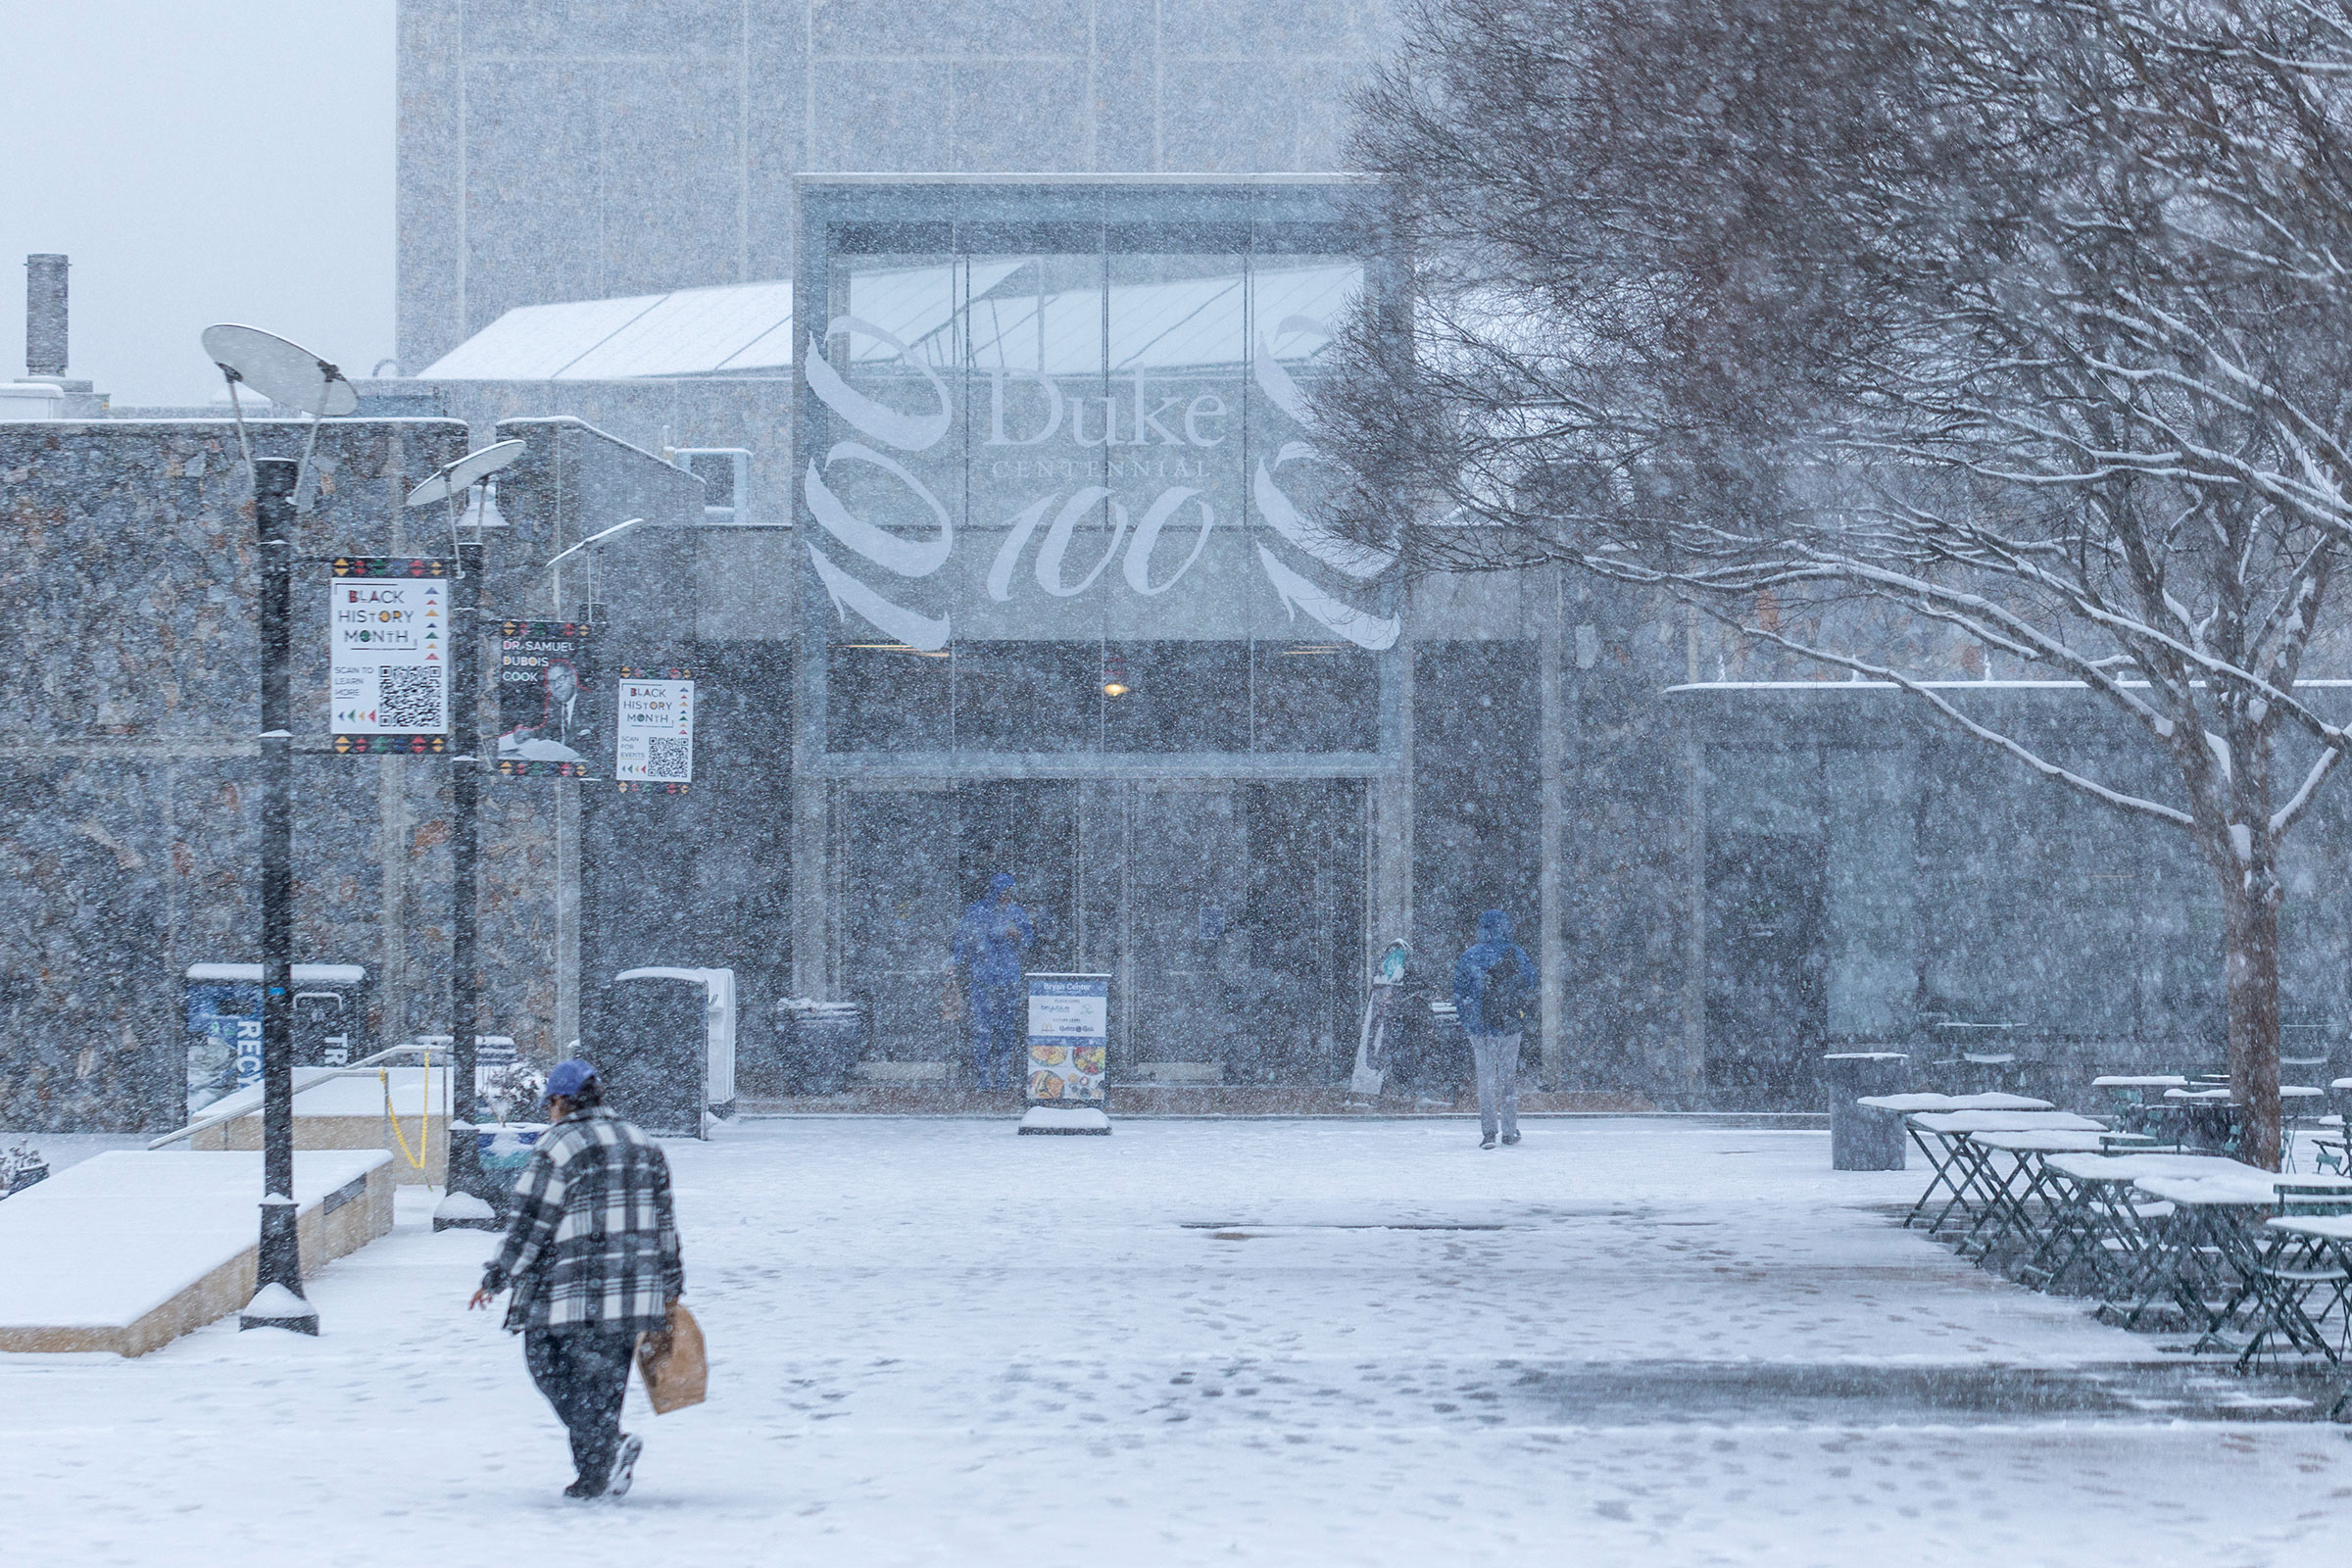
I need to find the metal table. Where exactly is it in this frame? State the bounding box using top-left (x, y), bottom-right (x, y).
top-left (1950, 1129), bottom-right (2118, 1263)
top-left (1900, 1110), bottom-right (2110, 1237)
top-left (2111, 1169), bottom-right (2352, 1349)
top-left (2020, 1152), bottom-right (2229, 1297)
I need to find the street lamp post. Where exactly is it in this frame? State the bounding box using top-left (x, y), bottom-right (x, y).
top-left (408, 441), bottom-right (524, 1232)
top-left (202, 323), bottom-right (356, 1336)
top-left (540, 515), bottom-right (646, 1077)
top-left (244, 457), bottom-right (315, 1331)
top-left (437, 533), bottom-right (495, 1228)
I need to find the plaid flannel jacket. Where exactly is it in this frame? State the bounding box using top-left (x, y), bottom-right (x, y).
top-left (481, 1105), bottom-right (684, 1335)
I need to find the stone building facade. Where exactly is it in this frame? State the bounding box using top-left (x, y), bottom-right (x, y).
top-left (0, 416), bottom-right (700, 1130)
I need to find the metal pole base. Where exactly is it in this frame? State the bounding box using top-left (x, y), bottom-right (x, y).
top-left (432, 1192), bottom-right (503, 1232)
top-left (434, 1121), bottom-right (503, 1231)
top-left (238, 1291), bottom-right (320, 1335)
top-left (241, 1199), bottom-right (317, 1332)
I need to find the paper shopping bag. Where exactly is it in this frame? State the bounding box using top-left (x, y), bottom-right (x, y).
top-left (635, 1301), bottom-right (708, 1414)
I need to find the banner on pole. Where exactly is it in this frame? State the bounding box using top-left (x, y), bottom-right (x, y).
top-left (494, 620), bottom-right (598, 777)
top-left (1026, 973), bottom-right (1109, 1102)
top-left (614, 667), bottom-right (694, 793)
top-left (327, 559), bottom-right (448, 754)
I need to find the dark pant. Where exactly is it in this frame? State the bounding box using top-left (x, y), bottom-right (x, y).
top-left (969, 981), bottom-right (1024, 1090)
top-left (524, 1327), bottom-right (636, 1487)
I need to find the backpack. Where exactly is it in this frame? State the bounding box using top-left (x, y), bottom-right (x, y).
top-left (1480, 948), bottom-right (1531, 1033)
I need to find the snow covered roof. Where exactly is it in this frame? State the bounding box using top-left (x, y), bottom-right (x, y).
top-left (415, 261), bottom-right (1362, 382)
top-left (418, 279), bottom-right (796, 380)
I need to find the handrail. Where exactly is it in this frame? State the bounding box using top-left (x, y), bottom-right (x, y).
top-left (148, 1042), bottom-right (447, 1150)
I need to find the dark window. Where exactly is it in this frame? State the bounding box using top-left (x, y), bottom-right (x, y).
top-left (1252, 641), bottom-right (1379, 753)
top-left (953, 642), bottom-right (1101, 752)
top-left (1100, 642), bottom-right (1250, 753)
top-left (827, 644), bottom-right (952, 753)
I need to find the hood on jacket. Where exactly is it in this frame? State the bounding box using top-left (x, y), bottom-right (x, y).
top-left (1477, 909), bottom-right (1513, 943)
top-left (989, 872), bottom-right (1016, 897)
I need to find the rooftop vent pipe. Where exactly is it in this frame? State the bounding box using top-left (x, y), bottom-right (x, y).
top-left (24, 254), bottom-right (68, 379)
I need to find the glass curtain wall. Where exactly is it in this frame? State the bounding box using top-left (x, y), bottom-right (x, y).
top-left (810, 233), bottom-right (1382, 756)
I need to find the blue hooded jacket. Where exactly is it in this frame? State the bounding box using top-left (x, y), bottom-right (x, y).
top-left (953, 872), bottom-right (1034, 985)
top-left (1452, 909), bottom-right (1538, 1036)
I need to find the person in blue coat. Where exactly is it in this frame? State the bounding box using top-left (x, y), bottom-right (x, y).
top-left (1452, 908), bottom-right (1538, 1149)
top-left (952, 872), bottom-right (1034, 1092)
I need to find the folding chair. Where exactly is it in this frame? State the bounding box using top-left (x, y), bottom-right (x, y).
top-left (2234, 1188), bottom-right (2352, 1369)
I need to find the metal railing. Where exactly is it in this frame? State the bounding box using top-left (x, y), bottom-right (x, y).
top-left (148, 1042), bottom-right (445, 1151)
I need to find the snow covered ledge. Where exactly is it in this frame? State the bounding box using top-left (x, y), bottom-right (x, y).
top-left (0, 1151), bottom-right (395, 1355)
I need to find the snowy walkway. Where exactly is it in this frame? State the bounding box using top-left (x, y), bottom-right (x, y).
top-left (2, 1117), bottom-right (2347, 1566)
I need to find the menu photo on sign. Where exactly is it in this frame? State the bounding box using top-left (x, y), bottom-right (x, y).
top-left (1026, 974), bottom-right (1110, 1102)
top-left (495, 621), bottom-right (599, 778)
top-left (328, 559), bottom-right (448, 754)
top-left (614, 667), bottom-right (694, 793)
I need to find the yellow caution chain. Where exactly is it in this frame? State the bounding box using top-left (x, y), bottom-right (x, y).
top-left (382, 1043), bottom-right (432, 1172)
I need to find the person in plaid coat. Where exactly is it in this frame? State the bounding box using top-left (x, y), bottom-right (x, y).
top-left (468, 1059), bottom-right (685, 1500)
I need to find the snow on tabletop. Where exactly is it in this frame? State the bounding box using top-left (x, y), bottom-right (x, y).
top-left (2043, 1152), bottom-right (2247, 1182)
top-left (1962, 1130), bottom-right (2113, 1152)
top-left (1856, 1092), bottom-right (2051, 1112)
top-left (0, 1150), bottom-right (388, 1327)
top-left (1908, 1109), bottom-right (2106, 1133)
top-left (2133, 1167), bottom-right (2352, 1205)
top-left (2092, 1075), bottom-right (2188, 1087)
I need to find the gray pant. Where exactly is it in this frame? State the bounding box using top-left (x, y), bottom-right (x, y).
top-left (1468, 1032), bottom-right (1523, 1139)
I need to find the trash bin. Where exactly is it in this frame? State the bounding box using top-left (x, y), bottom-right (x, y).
top-left (599, 974), bottom-right (709, 1136)
top-left (1824, 1052), bottom-right (1910, 1170)
top-left (471, 1122), bottom-right (546, 1217)
top-left (773, 999), bottom-right (867, 1095)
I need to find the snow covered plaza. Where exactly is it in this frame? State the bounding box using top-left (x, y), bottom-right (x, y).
top-left (27, 1), bottom-right (2352, 1561)
top-left (4, 1117), bottom-right (2348, 1568)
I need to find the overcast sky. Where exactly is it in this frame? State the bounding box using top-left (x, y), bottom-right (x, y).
top-left (0, 2), bottom-right (395, 407)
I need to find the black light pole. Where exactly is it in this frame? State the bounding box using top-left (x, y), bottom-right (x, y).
top-left (437, 533), bottom-right (498, 1229)
top-left (202, 323), bottom-right (353, 1332)
top-left (241, 457), bottom-right (316, 1332)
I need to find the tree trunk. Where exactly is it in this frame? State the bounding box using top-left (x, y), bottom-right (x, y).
top-left (2222, 886), bottom-right (2283, 1171)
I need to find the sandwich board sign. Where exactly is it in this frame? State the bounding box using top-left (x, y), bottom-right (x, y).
top-left (1025, 973), bottom-right (1109, 1102)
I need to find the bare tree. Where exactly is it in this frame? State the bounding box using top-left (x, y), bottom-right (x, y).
top-left (1324, 0), bottom-right (2352, 1164)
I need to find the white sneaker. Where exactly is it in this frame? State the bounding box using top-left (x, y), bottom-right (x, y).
top-left (605, 1433), bottom-right (644, 1497)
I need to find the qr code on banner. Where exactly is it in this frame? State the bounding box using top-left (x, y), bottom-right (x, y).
top-left (644, 737), bottom-right (691, 780)
top-left (376, 665), bottom-right (444, 730)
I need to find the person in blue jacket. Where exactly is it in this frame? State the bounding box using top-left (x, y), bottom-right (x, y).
top-left (1452, 908), bottom-right (1538, 1149)
top-left (952, 872), bottom-right (1034, 1092)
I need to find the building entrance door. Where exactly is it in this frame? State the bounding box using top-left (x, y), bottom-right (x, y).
top-left (1704, 831), bottom-right (1828, 1107)
top-left (843, 777), bottom-right (1365, 1086)
top-left (956, 781), bottom-right (1078, 975)
top-left (1126, 779), bottom-right (1365, 1084)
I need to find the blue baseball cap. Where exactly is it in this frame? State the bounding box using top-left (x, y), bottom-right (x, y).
top-left (543, 1058), bottom-right (598, 1102)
